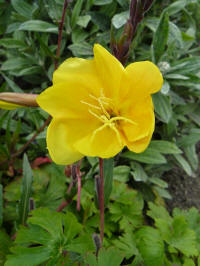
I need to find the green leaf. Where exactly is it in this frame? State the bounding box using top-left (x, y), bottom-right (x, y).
top-left (28, 208), bottom-right (63, 237)
top-left (184, 145), bottom-right (199, 171)
top-left (113, 165), bottom-right (130, 182)
top-left (165, 0), bottom-right (188, 16)
top-left (77, 15), bottom-right (91, 28)
top-left (18, 154), bottom-right (33, 225)
top-left (136, 227), bottom-right (165, 266)
top-left (153, 92), bottom-right (172, 123)
top-left (0, 230), bottom-right (12, 265)
top-left (149, 140), bottom-right (182, 154)
top-left (122, 148), bottom-right (167, 164)
top-left (112, 232), bottom-right (139, 259)
top-left (103, 158), bottom-right (114, 206)
top-left (63, 211), bottom-right (82, 243)
top-left (1, 58), bottom-right (30, 71)
top-left (98, 247), bottom-right (124, 266)
top-left (152, 11), bottom-right (169, 63)
top-left (11, 0), bottom-right (33, 18)
top-left (130, 162), bottom-right (148, 182)
top-left (5, 246), bottom-right (51, 266)
top-left (147, 202), bottom-right (172, 222)
top-left (18, 20), bottom-right (58, 33)
top-left (6, 208), bottom-right (85, 266)
top-left (173, 154), bottom-right (192, 176)
top-left (0, 38), bottom-right (26, 49)
top-left (168, 57), bottom-right (200, 75)
top-left (68, 42), bottom-right (93, 57)
top-left (71, 0), bottom-right (84, 29)
top-left (85, 248), bottom-right (124, 266)
top-left (112, 11), bottom-right (129, 29)
top-left (0, 184), bottom-right (2, 227)
top-left (94, 0), bottom-right (113, 5)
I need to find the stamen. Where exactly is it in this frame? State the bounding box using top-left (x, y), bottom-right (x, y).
top-left (98, 99), bottom-right (110, 119)
top-left (80, 100), bottom-right (101, 110)
top-left (88, 109), bottom-right (105, 123)
top-left (91, 123), bottom-right (108, 141)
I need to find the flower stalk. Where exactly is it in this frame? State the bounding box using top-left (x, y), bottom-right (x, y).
top-left (99, 158), bottom-right (104, 244)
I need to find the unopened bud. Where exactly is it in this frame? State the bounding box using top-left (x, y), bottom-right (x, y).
top-left (0, 92), bottom-right (38, 110)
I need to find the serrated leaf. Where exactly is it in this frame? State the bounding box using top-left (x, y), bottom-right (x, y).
top-left (147, 202), bottom-right (172, 222)
top-left (28, 208), bottom-right (63, 237)
top-left (18, 20), bottom-right (58, 33)
top-left (63, 211), bottom-right (82, 243)
top-left (149, 140), bottom-right (182, 154)
top-left (5, 246), bottom-right (51, 266)
top-left (153, 11), bottom-right (169, 63)
top-left (112, 232), bottom-right (139, 259)
top-left (122, 148), bottom-right (167, 164)
top-left (18, 154), bottom-right (33, 225)
top-left (136, 226), bottom-right (165, 266)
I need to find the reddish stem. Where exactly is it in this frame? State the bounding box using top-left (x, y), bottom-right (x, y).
top-left (76, 160), bottom-right (82, 211)
top-left (54, 0), bottom-right (72, 69)
top-left (99, 158), bottom-right (104, 244)
top-left (56, 199), bottom-right (72, 212)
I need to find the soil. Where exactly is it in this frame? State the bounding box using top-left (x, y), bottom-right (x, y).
top-left (164, 144), bottom-right (200, 212)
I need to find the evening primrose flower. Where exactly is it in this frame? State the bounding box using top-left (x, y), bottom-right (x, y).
top-left (36, 44), bottom-right (163, 165)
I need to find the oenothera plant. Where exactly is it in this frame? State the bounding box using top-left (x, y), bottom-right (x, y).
top-left (0, 0), bottom-right (160, 246)
top-left (0, 43), bottom-right (163, 243)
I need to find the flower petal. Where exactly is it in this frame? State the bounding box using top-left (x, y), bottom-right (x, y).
top-left (121, 96), bottom-right (155, 142)
top-left (93, 44), bottom-right (124, 99)
top-left (46, 118), bottom-right (83, 165)
top-left (37, 58), bottom-right (102, 119)
top-left (126, 114), bottom-right (155, 153)
top-left (74, 125), bottom-right (124, 158)
top-left (119, 61), bottom-right (163, 108)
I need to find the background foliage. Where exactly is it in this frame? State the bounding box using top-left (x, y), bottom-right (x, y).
top-left (0, 0), bottom-right (200, 265)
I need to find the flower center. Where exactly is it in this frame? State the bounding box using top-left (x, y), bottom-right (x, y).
top-left (80, 88), bottom-right (137, 145)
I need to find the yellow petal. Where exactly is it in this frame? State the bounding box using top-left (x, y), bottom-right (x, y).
top-left (53, 57), bottom-right (101, 95)
top-left (119, 61), bottom-right (163, 109)
top-left (74, 124), bottom-right (124, 158)
top-left (37, 58), bottom-right (103, 119)
top-left (0, 100), bottom-right (24, 110)
top-left (126, 114), bottom-right (155, 153)
top-left (93, 44), bottom-right (124, 99)
top-left (122, 96), bottom-right (154, 142)
top-left (46, 118), bottom-right (83, 165)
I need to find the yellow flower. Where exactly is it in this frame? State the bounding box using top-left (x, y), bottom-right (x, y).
top-left (37, 44), bottom-right (163, 165)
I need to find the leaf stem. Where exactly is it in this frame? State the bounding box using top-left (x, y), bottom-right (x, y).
top-left (99, 158), bottom-right (104, 244)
